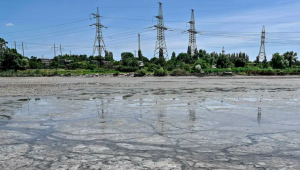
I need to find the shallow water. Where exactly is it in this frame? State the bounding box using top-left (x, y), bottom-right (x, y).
top-left (1, 88), bottom-right (300, 169)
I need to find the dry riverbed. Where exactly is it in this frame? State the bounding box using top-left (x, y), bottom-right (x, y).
top-left (1, 76), bottom-right (300, 169)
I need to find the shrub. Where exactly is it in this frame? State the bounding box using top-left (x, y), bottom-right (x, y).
top-left (148, 64), bottom-right (160, 72)
top-left (182, 63), bottom-right (191, 71)
top-left (134, 69), bottom-right (146, 77)
top-left (116, 66), bottom-right (138, 72)
top-left (170, 69), bottom-right (187, 76)
top-left (87, 64), bottom-right (99, 70)
top-left (154, 68), bottom-right (167, 77)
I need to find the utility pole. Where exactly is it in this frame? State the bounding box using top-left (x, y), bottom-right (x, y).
top-left (11, 41), bottom-right (23, 54)
top-left (70, 51), bottom-right (72, 56)
top-left (60, 44), bottom-right (64, 56)
top-left (154, 2), bottom-right (168, 60)
top-left (22, 42), bottom-right (24, 57)
top-left (138, 33), bottom-right (141, 51)
top-left (222, 46), bottom-right (225, 55)
top-left (51, 43), bottom-right (60, 57)
top-left (257, 25), bottom-right (266, 62)
top-left (134, 50), bottom-right (137, 58)
top-left (188, 9), bottom-right (198, 56)
top-left (90, 7), bottom-right (107, 59)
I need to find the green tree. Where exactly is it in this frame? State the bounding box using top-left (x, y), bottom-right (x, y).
top-left (177, 53), bottom-right (192, 64)
top-left (29, 56), bottom-right (43, 69)
top-left (283, 51), bottom-right (298, 68)
top-left (216, 55), bottom-right (233, 68)
top-left (158, 48), bottom-right (166, 66)
top-left (1, 48), bottom-right (25, 70)
top-left (138, 49), bottom-right (143, 60)
top-left (121, 52), bottom-right (138, 67)
top-left (171, 52), bottom-right (176, 61)
top-left (270, 53), bottom-right (289, 69)
top-left (193, 48), bottom-right (199, 60)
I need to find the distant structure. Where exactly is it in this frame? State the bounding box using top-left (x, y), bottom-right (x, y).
top-left (188, 9), bottom-right (198, 56)
top-left (222, 46), bottom-right (225, 55)
top-left (90, 7), bottom-right (107, 58)
top-left (51, 43), bottom-right (60, 57)
top-left (257, 25), bottom-right (266, 62)
top-left (154, 2), bottom-right (168, 60)
top-left (138, 33), bottom-right (141, 51)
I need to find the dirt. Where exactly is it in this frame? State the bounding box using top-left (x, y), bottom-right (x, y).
top-left (0, 76), bottom-right (300, 169)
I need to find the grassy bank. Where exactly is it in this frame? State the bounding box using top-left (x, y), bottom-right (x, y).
top-left (1, 68), bottom-right (300, 77)
top-left (0, 69), bottom-right (120, 77)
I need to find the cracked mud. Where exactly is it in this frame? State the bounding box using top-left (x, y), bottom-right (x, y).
top-left (0, 77), bottom-right (300, 169)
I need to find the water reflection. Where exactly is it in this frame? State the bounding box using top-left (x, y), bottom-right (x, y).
top-left (157, 109), bottom-right (165, 136)
top-left (188, 102), bottom-right (197, 132)
top-left (257, 107), bottom-right (262, 124)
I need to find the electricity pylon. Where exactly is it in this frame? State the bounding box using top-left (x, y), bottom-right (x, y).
top-left (90, 7), bottom-right (107, 58)
top-left (257, 25), bottom-right (266, 62)
top-left (188, 9), bottom-right (198, 56)
top-left (222, 46), bottom-right (225, 55)
top-left (154, 2), bottom-right (168, 60)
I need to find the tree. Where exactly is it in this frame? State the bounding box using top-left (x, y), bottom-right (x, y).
top-left (216, 55), bottom-right (233, 68)
top-left (138, 49), bottom-right (143, 60)
top-left (193, 59), bottom-right (211, 70)
top-left (121, 52), bottom-right (138, 67)
top-left (177, 53), bottom-right (192, 64)
top-left (270, 53), bottom-right (289, 69)
top-left (171, 52), bottom-right (176, 61)
top-left (158, 48), bottom-right (166, 66)
top-left (283, 51), bottom-right (298, 68)
top-left (29, 56), bottom-right (43, 69)
top-left (1, 48), bottom-right (25, 70)
top-left (193, 48), bottom-right (199, 60)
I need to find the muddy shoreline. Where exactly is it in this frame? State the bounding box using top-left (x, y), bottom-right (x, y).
top-left (1, 76), bottom-right (300, 169)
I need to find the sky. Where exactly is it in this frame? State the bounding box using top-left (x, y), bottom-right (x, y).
top-left (1, 0), bottom-right (300, 61)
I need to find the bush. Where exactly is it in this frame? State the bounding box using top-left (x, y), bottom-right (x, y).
top-left (170, 69), bottom-right (187, 76)
top-left (87, 64), bottom-right (99, 70)
top-left (134, 69), bottom-right (146, 77)
top-left (193, 59), bottom-right (211, 70)
top-left (148, 64), bottom-right (160, 72)
top-left (182, 63), bottom-right (192, 71)
top-left (116, 66), bottom-right (138, 72)
top-left (154, 68), bottom-right (167, 77)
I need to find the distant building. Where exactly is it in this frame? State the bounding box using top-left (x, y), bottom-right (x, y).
top-left (40, 58), bottom-right (52, 67)
top-left (138, 61), bottom-right (144, 69)
top-left (59, 59), bottom-right (73, 66)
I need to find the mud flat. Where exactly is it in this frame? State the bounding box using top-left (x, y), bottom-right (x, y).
top-left (1, 76), bottom-right (300, 169)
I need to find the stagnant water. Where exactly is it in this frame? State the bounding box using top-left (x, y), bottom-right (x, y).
top-left (1, 90), bottom-right (300, 169)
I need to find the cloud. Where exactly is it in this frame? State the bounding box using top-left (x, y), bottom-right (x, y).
top-left (5, 23), bottom-right (14, 26)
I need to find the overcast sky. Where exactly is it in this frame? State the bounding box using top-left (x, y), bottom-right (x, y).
top-left (1, 0), bottom-right (300, 61)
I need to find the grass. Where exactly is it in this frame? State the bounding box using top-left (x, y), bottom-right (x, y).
top-left (0, 69), bottom-right (120, 77)
top-left (204, 67), bottom-right (300, 75)
top-left (1, 67), bottom-right (300, 77)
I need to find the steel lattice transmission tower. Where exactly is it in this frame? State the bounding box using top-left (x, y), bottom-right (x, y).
top-left (188, 9), bottom-right (198, 56)
top-left (154, 2), bottom-right (168, 60)
top-left (90, 7), bottom-right (107, 57)
top-left (257, 25), bottom-right (266, 62)
top-left (222, 46), bottom-right (225, 55)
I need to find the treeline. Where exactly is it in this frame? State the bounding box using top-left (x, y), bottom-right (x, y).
top-left (1, 37), bottom-right (299, 76)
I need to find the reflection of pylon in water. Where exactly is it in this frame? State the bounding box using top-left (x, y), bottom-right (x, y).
top-left (157, 110), bottom-right (165, 136)
top-left (257, 107), bottom-right (262, 124)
